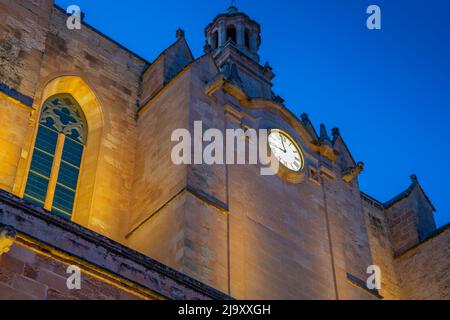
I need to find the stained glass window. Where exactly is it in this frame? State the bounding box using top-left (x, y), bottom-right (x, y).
top-left (24, 94), bottom-right (87, 220)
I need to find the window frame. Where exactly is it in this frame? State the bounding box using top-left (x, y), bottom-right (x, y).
top-left (23, 94), bottom-right (87, 220)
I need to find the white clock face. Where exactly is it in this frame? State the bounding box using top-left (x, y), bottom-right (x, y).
top-left (268, 130), bottom-right (304, 172)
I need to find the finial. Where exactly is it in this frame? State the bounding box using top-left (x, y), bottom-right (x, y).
top-left (332, 127), bottom-right (341, 139)
top-left (176, 28), bottom-right (185, 39)
top-left (228, 0), bottom-right (238, 14)
top-left (357, 162), bottom-right (365, 171)
top-left (320, 124), bottom-right (331, 141)
top-left (410, 175), bottom-right (418, 183)
top-left (301, 113), bottom-right (310, 123)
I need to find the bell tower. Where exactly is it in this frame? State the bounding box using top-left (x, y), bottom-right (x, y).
top-left (205, 5), bottom-right (261, 62)
top-left (204, 5), bottom-right (276, 100)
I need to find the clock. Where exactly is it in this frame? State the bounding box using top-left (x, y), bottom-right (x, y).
top-left (268, 129), bottom-right (304, 172)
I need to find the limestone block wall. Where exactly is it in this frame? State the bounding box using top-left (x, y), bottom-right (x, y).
top-left (321, 177), bottom-right (374, 300)
top-left (128, 66), bottom-right (192, 272)
top-left (363, 190), bottom-right (450, 300)
top-left (182, 57), bottom-right (230, 294)
top-left (35, 8), bottom-right (147, 240)
top-left (183, 67), bottom-right (375, 299)
top-left (385, 187), bottom-right (436, 255)
top-left (0, 244), bottom-right (144, 300)
top-left (395, 227), bottom-right (450, 300)
top-left (183, 193), bottom-right (229, 294)
top-left (128, 192), bottom-right (186, 273)
top-left (0, 0), bottom-right (53, 195)
top-left (0, 190), bottom-right (231, 300)
top-left (140, 38), bottom-right (193, 104)
top-left (187, 56), bottom-right (227, 206)
top-left (141, 58), bottom-right (165, 104)
top-left (129, 68), bottom-right (191, 231)
top-left (226, 154), bottom-right (375, 299)
top-left (0, 95), bottom-right (30, 193)
top-left (362, 195), bottom-right (403, 299)
top-left (1, 2), bottom-right (150, 243)
top-left (128, 58), bottom-right (230, 294)
top-left (0, 0), bottom-right (53, 96)
top-left (227, 163), bottom-right (337, 299)
top-left (2, 1), bottom-right (447, 301)
top-left (237, 64), bottom-right (272, 100)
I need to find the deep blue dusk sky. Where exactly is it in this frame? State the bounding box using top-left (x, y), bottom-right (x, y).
top-left (56, 0), bottom-right (450, 227)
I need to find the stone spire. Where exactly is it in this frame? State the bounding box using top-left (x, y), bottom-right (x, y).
top-left (320, 124), bottom-right (332, 144)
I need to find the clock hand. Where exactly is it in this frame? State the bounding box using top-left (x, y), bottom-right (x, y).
top-left (280, 137), bottom-right (287, 153)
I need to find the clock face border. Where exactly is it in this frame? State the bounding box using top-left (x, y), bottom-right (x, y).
top-left (269, 129), bottom-right (305, 173)
top-left (267, 128), bottom-right (307, 184)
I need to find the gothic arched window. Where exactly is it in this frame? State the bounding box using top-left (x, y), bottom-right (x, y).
top-left (24, 94), bottom-right (87, 220)
top-left (227, 25), bottom-right (237, 44)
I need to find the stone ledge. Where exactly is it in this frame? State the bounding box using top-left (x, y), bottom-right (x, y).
top-left (0, 190), bottom-right (232, 300)
top-left (346, 273), bottom-right (383, 300)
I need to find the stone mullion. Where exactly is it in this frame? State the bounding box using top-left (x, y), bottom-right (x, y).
top-left (44, 133), bottom-right (65, 211)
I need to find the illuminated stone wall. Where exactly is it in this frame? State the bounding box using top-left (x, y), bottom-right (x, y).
top-left (0, 0), bottom-right (53, 194)
top-left (0, 1), bottom-right (148, 243)
top-left (128, 53), bottom-right (378, 299)
top-left (0, 0), bottom-right (448, 301)
top-left (0, 244), bottom-right (145, 300)
top-left (35, 8), bottom-right (147, 241)
top-left (0, 94), bottom-right (30, 193)
top-left (362, 195), bottom-right (403, 299)
top-left (395, 227), bottom-right (450, 300)
top-left (363, 188), bottom-right (450, 300)
top-left (128, 58), bottom-right (230, 294)
top-left (0, 191), bottom-right (230, 300)
top-left (0, 0), bottom-right (53, 96)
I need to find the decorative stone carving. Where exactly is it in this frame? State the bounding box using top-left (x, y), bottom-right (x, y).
top-left (0, 226), bottom-right (16, 256)
top-left (311, 124), bottom-right (338, 161)
top-left (331, 127), bottom-right (341, 141)
top-left (40, 94), bottom-right (87, 143)
top-left (342, 162), bottom-right (365, 183)
top-left (176, 28), bottom-right (185, 39)
top-left (319, 124), bottom-right (332, 145)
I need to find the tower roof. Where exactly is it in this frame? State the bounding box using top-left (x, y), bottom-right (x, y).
top-left (204, 5), bottom-right (262, 63)
top-left (205, 6), bottom-right (260, 33)
top-left (227, 5), bottom-right (238, 14)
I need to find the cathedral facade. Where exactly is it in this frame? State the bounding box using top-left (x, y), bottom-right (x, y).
top-left (0, 1), bottom-right (448, 300)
